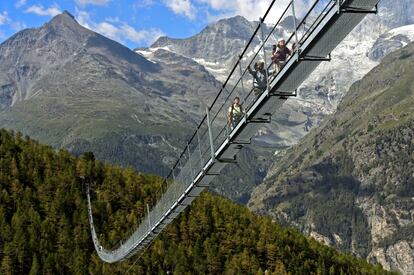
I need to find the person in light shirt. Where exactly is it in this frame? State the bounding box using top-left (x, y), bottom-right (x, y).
top-left (227, 96), bottom-right (244, 130)
top-left (271, 39), bottom-right (292, 74)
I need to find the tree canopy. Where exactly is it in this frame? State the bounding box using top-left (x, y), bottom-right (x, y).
top-left (0, 129), bottom-right (392, 274)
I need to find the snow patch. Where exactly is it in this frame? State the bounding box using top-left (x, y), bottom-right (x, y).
top-left (135, 46), bottom-right (174, 63)
top-left (193, 58), bottom-right (221, 67)
top-left (388, 24), bottom-right (414, 38)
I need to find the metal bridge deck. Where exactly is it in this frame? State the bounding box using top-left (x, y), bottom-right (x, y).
top-left (87, 0), bottom-right (380, 263)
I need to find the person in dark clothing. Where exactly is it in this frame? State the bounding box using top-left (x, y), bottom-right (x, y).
top-left (247, 61), bottom-right (269, 97)
top-left (271, 39), bottom-right (292, 74)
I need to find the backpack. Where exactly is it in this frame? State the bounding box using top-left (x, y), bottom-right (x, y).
top-left (230, 104), bottom-right (243, 121)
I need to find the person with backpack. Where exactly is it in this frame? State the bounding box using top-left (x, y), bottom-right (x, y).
top-left (227, 96), bottom-right (244, 130)
top-left (247, 61), bottom-right (269, 97)
top-left (271, 39), bottom-right (292, 74)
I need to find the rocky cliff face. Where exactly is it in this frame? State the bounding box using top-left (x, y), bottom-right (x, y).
top-left (138, 15), bottom-right (278, 84)
top-left (151, 16), bottom-right (257, 64)
top-left (368, 24), bottom-right (414, 61)
top-left (248, 42), bottom-right (414, 274)
top-left (0, 11), bottom-right (95, 108)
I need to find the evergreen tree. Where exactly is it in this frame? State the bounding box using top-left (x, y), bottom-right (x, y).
top-left (0, 129), bottom-right (394, 274)
top-left (29, 254), bottom-right (39, 275)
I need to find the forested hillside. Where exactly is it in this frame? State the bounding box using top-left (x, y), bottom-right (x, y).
top-left (0, 129), bottom-right (391, 274)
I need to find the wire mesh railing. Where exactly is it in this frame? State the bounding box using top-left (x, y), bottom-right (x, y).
top-left (87, 0), bottom-right (379, 263)
top-left (90, 0), bottom-right (330, 260)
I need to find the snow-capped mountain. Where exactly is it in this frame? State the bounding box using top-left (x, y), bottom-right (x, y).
top-left (136, 15), bottom-right (292, 83)
top-left (137, 0), bottom-right (414, 148)
top-left (369, 24), bottom-right (414, 61)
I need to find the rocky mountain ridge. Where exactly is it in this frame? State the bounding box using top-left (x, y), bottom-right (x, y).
top-left (0, 11), bottom-right (221, 176)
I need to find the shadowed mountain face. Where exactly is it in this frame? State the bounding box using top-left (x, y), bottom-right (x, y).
top-left (0, 11), bottom-right (158, 105)
top-left (0, 11), bottom-right (221, 176)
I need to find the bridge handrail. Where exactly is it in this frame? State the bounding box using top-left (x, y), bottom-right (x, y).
top-left (87, 0), bottom-right (380, 262)
top-left (127, 0), bottom-right (336, 251)
top-left (99, 0), bottom-right (335, 254)
top-left (162, 0), bottom-right (279, 184)
top-left (208, 0), bottom-right (337, 152)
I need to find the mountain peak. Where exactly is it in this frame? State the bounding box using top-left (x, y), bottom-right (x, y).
top-left (216, 15), bottom-right (249, 24)
top-left (207, 15), bottom-right (252, 32)
top-left (47, 10), bottom-right (80, 30)
top-left (151, 15), bottom-right (252, 47)
top-left (62, 10), bottom-right (76, 19)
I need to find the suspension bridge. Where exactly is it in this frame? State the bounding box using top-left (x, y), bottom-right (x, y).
top-left (87, 0), bottom-right (380, 263)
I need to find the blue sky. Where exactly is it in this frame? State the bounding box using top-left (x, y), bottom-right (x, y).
top-left (0, 0), bottom-right (308, 49)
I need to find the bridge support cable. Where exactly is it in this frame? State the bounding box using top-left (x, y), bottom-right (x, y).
top-left (196, 130), bottom-right (204, 170)
top-left (146, 204), bottom-right (151, 234)
top-left (206, 107), bottom-right (215, 161)
top-left (87, 0), bottom-right (380, 263)
top-left (238, 55), bottom-right (246, 96)
top-left (292, 0), bottom-right (299, 56)
top-left (259, 17), bottom-right (270, 92)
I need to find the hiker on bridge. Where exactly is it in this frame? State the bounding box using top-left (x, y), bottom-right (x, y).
top-left (271, 39), bottom-right (292, 74)
top-left (248, 61), bottom-right (269, 97)
top-left (227, 96), bottom-right (244, 130)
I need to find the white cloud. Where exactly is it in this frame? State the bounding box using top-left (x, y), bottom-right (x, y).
top-left (75, 0), bottom-right (110, 6)
top-left (163, 0), bottom-right (196, 20)
top-left (193, 0), bottom-right (309, 23)
top-left (0, 11), bottom-right (26, 38)
top-left (76, 9), bottom-right (164, 46)
top-left (15, 0), bottom-right (27, 8)
top-left (199, 0), bottom-right (272, 21)
top-left (25, 5), bottom-right (61, 17)
top-left (11, 21), bottom-right (27, 32)
top-left (96, 21), bottom-right (119, 39)
top-left (121, 24), bottom-right (165, 45)
top-left (0, 11), bottom-right (10, 25)
top-left (133, 0), bottom-right (155, 8)
top-left (160, 0), bottom-right (309, 22)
